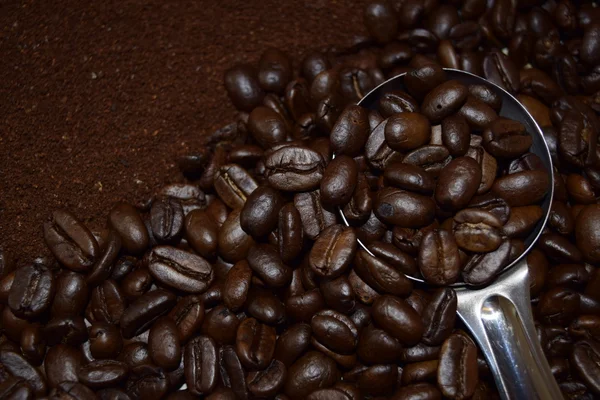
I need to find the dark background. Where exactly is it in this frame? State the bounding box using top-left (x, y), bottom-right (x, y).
top-left (0, 0), bottom-right (370, 264)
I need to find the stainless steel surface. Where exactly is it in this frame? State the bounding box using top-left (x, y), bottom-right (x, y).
top-left (341, 69), bottom-right (563, 399)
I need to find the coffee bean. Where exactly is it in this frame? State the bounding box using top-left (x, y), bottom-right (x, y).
top-left (354, 249), bottom-right (413, 297)
top-left (0, 351), bottom-right (46, 396)
top-left (150, 197), bottom-right (184, 245)
top-left (418, 229), bottom-right (461, 285)
top-left (120, 290), bottom-right (176, 339)
top-left (462, 240), bottom-right (512, 285)
top-left (240, 186), bottom-right (284, 239)
top-left (120, 268), bottom-right (152, 302)
top-left (247, 244), bottom-right (291, 288)
top-left (482, 118), bottom-right (532, 158)
top-left (483, 52), bottom-right (520, 94)
top-left (78, 360), bottom-right (129, 389)
top-left (277, 203), bottom-right (304, 264)
top-left (374, 187), bottom-right (435, 228)
top-left (365, 119), bottom-right (403, 171)
top-left (492, 170), bottom-right (549, 206)
top-left (8, 263), bottom-right (54, 319)
top-left (184, 336), bottom-right (218, 395)
top-left (87, 231), bottom-right (121, 287)
top-left (404, 64), bottom-right (447, 101)
top-left (378, 90), bottom-right (420, 117)
top-left (258, 48), bottom-right (292, 94)
top-left (357, 323), bottom-right (404, 365)
top-left (538, 286), bottom-right (580, 325)
top-left (320, 276), bottom-right (356, 314)
top-left (235, 317), bottom-right (276, 370)
top-left (148, 316), bottom-right (181, 370)
top-left (126, 364), bottom-right (168, 400)
top-left (265, 145), bottom-right (325, 192)
top-left (274, 323), bottom-right (312, 368)
top-left (50, 381), bottom-right (97, 400)
top-left (320, 156), bottom-right (359, 207)
top-left (309, 225), bottom-right (357, 279)
top-left (385, 113), bottom-right (431, 152)
top-left (571, 339), bottom-right (600, 395)
top-left (246, 288), bottom-right (285, 325)
top-left (576, 205), bottom-right (600, 263)
top-left (342, 174), bottom-right (373, 225)
top-left (364, 1), bottom-right (399, 43)
top-left (437, 333), bottom-right (478, 399)
top-left (422, 288), bottom-right (457, 346)
top-left (502, 205), bottom-right (544, 238)
top-left (44, 210), bottom-right (99, 272)
top-left (311, 309), bottom-right (358, 355)
top-left (402, 145), bottom-right (451, 177)
top-left (218, 209), bottom-right (255, 263)
top-left (384, 163), bottom-right (435, 195)
top-left (147, 246), bottom-right (214, 294)
top-left (184, 210), bottom-right (218, 259)
top-left (372, 295), bottom-right (424, 346)
top-left (284, 351), bottom-right (339, 400)
top-left (218, 345), bottom-right (248, 400)
top-left (436, 156), bottom-right (482, 211)
top-left (421, 80), bottom-right (468, 123)
top-left (293, 190), bottom-right (337, 241)
top-left (108, 202), bottom-right (149, 256)
top-left (214, 164), bottom-right (258, 210)
top-left (247, 359), bottom-right (287, 398)
top-left (453, 209), bottom-right (504, 253)
top-left (224, 64), bottom-right (264, 112)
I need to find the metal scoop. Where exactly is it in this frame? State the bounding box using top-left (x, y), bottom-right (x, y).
top-left (343, 68), bottom-right (562, 399)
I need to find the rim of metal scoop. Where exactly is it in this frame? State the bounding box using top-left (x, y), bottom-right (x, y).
top-left (337, 68), bottom-right (555, 288)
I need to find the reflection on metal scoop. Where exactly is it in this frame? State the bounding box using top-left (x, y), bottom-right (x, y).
top-left (342, 69), bottom-right (562, 400)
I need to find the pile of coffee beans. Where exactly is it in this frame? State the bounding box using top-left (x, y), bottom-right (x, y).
top-left (332, 68), bottom-right (550, 286)
top-left (1, 0), bottom-right (600, 399)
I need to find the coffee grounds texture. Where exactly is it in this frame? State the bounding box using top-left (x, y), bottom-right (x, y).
top-left (0, 0), bottom-right (371, 265)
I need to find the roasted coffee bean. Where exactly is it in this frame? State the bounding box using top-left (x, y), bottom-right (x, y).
top-left (257, 48), bottom-right (291, 94)
top-left (111, 256), bottom-right (136, 282)
top-left (320, 276), bottom-right (356, 314)
top-left (293, 190), bottom-right (337, 241)
top-left (49, 271), bottom-right (88, 320)
top-left (120, 269), bottom-right (152, 302)
top-left (374, 187), bottom-right (435, 228)
top-left (218, 345), bottom-right (248, 400)
top-left (468, 84), bottom-right (502, 111)
top-left (392, 382), bottom-right (442, 400)
top-left (49, 381), bottom-right (98, 400)
top-left (462, 240), bottom-right (511, 285)
top-left (223, 261), bottom-right (252, 312)
top-left (576, 205), bottom-right (600, 263)
top-left (567, 174), bottom-right (596, 205)
top-left (418, 229), bottom-right (461, 285)
top-left (126, 364), bottom-right (168, 400)
top-left (482, 118), bottom-right (532, 159)
top-left (385, 113), bottom-right (431, 152)
top-left (224, 64), bottom-right (264, 112)
top-left (277, 203), bottom-right (304, 264)
top-left (502, 205), bottom-right (544, 238)
top-left (402, 145), bottom-right (451, 177)
top-left (118, 342), bottom-right (150, 368)
top-left (120, 290), bottom-right (176, 339)
top-left (214, 164), bottom-right (258, 210)
top-left (283, 351), bottom-right (339, 400)
top-left (147, 316), bottom-right (181, 370)
top-left (364, 1), bottom-right (398, 43)
top-left (247, 244), bottom-right (291, 288)
top-left (441, 114), bottom-right (470, 157)
top-left (422, 288), bottom-right (457, 346)
top-left (264, 146), bottom-right (324, 192)
top-left (367, 241), bottom-right (417, 277)
top-left (539, 233), bottom-right (583, 263)
top-left (421, 80), bottom-right (468, 123)
top-left (378, 42), bottom-right (412, 70)
top-left (235, 317), bottom-right (276, 370)
top-left (453, 209), bottom-right (504, 253)
top-left (384, 163), bottom-right (434, 195)
top-left (185, 210), bottom-right (219, 258)
top-left (240, 186), bottom-right (284, 239)
top-left (571, 339), bottom-right (600, 395)
top-left (89, 280), bottom-right (126, 325)
top-left (247, 288), bottom-right (286, 325)
top-left (354, 249), bottom-right (413, 297)
top-left (78, 360), bottom-right (129, 389)
top-left (89, 322), bottom-right (123, 360)
top-left (184, 336), bottom-right (218, 395)
top-left (19, 324), bottom-right (45, 366)
top-left (8, 263), bottom-right (54, 319)
top-left (483, 52), bottom-right (520, 94)
top-left (378, 90), bottom-right (419, 117)
top-left (492, 170), bottom-right (549, 207)
top-left (357, 323), bottom-right (404, 365)
top-left (401, 359), bottom-right (438, 384)
top-left (404, 64), bottom-right (446, 101)
top-left (150, 197), bottom-right (184, 245)
top-left (147, 246), bottom-right (214, 294)
top-left (0, 351), bottom-right (46, 396)
top-left (320, 156), bottom-right (358, 207)
top-left (0, 377), bottom-right (34, 400)
top-left (456, 96), bottom-right (498, 132)
top-left (86, 230), bottom-right (121, 287)
top-left (364, 119), bottom-right (403, 171)
top-left (247, 360), bottom-right (287, 398)
top-left (166, 295), bottom-right (204, 343)
top-left (311, 309), bottom-right (358, 355)
top-left (354, 363), bottom-right (398, 396)
top-left (309, 225), bottom-right (357, 279)
top-left (218, 209), bottom-right (255, 263)
top-left (108, 202), bottom-right (149, 256)
top-left (273, 323), bottom-right (311, 368)
top-left (45, 345), bottom-right (83, 389)
top-left (44, 210), bottom-right (99, 271)
top-left (338, 67), bottom-right (375, 102)
top-left (372, 295), bottom-right (424, 345)
top-left (301, 52), bottom-right (330, 84)
top-left (342, 175), bottom-right (372, 225)
top-left (538, 286), bottom-right (580, 325)
top-left (436, 156), bottom-right (482, 211)
top-left (438, 333), bottom-right (478, 399)
top-left (43, 315), bottom-right (87, 346)
top-left (201, 305), bottom-right (240, 345)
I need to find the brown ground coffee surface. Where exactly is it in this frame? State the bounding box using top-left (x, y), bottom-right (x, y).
top-left (0, 0), bottom-right (370, 265)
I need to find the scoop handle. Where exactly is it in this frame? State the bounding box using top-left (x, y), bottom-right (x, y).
top-left (456, 261), bottom-right (563, 400)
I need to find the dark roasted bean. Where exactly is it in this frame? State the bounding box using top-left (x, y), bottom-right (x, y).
top-left (150, 197), bottom-right (184, 245)
top-left (235, 317), bottom-right (276, 370)
top-left (418, 229), bottom-right (461, 285)
top-left (89, 323), bottom-right (123, 360)
top-left (218, 209), bottom-right (255, 263)
top-left (184, 336), bottom-right (218, 396)
top-left (8, 263), bottom-right (54, 319)
top-left (309, 225), bottom-right (357, 279)
top-left (283, 351), bottom-right (339, 400)
top-left (126, 365), bottom-right (168, 400)
top-left (120, 290), bottom-right (176, 339)
top-left (437, 333), bottom-right (478, 399)
top-left (265, 146), bottom-right (325, 192)
top-left (214, 164), bottom-right (258, 210)
top-left (247, 360), bottom-right (287, 398)
top-left (108, 203), bottom-right (149, 256)
top-left (147, 246), bottom-right (214, 294)
top-left (320, 156), bottom-right (358, 207)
